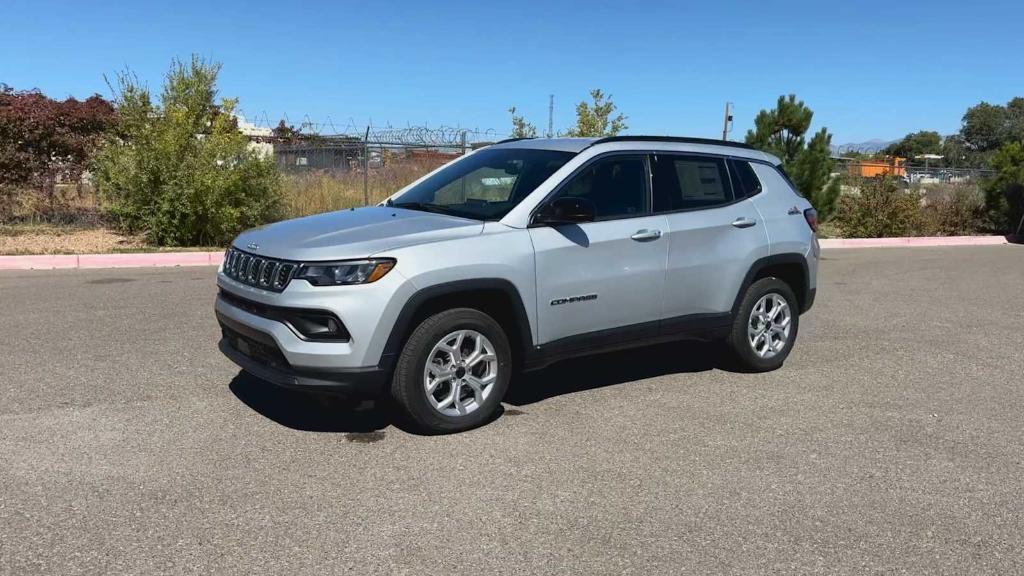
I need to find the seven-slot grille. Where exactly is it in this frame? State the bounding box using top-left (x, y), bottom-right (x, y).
top-left (222, 247), bottom-right (297, 292)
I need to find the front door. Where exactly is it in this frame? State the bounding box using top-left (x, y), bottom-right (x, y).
top-left (529, 154), bottom-right (669, 344)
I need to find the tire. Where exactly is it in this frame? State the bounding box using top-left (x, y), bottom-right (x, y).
top-left (727, 277), bottom-right (800, 372)
top-left (389, 308), bottom-right (512, 434)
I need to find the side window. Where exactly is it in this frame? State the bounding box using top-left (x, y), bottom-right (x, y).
top-left (558, 155), bottom-right (648, 219)
top-left (652, 154), bottom-right (734, 212)
top-left (728, 159), bottom-right (763, 198)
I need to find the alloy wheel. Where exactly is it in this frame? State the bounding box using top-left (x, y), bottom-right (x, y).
top-left (747, 292), bottom-right (792, 359)
top-left (423, 330), bottom-right (498, 417)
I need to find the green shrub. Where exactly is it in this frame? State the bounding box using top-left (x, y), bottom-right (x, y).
top-left (920, 184), bottom-right (985, 236)
top-left (835, 177), bottom-right (924, 238)
top-left (984, 142), bottom-right (1024, 234)
top-left (93, 57), bottom-right (281, 246)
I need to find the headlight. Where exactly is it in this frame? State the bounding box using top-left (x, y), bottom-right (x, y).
top-left (294, 258), bottom-right (395, 286)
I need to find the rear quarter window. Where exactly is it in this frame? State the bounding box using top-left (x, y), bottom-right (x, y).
top-left (728, 159), bottom-right (764, 198)
top-left (748, 162), bottom-right (805, 199)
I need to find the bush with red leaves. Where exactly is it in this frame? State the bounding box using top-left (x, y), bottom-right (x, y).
top-left (0, 84), bottom-right (117, 189)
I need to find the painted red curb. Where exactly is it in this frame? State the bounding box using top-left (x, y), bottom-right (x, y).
top-left (0, 251), bottom-right (224, 271)
top-left (819, 236), bottom-right (1010, 249)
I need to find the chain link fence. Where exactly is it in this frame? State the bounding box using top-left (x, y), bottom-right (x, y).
top-left (833, 158), bottom-right (996, 185)
top-left (269, 126), bottom-right (508, 205)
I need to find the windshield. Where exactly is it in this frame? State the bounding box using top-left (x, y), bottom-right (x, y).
top-left (389, 148), bottom-right (575, 221)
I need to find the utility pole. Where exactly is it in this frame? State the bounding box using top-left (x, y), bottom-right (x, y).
top-left (722, 102), bottom-right (733, 141)
top-left (362, 125), bottom-right (370, 206)
top-left (547, 94), bottom-right (554, 138)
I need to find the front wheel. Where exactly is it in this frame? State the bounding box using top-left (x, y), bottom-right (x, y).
top-left (389, 308), bottom-right (512, 434)
top-left (727, 278), bottom-right (799, 372)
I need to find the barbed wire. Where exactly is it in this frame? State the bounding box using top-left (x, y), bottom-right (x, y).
top-left (241, 109), bottom-right (510, 146)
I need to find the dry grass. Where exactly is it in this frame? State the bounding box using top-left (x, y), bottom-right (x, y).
top-left (0, 223), bottom-right (146, 255)
top-left (0, 184), bottom-right (107, 227)
top-left (0, 160), bottom-right (448, 254)
top-left (281, 160), bottom-right (445, 219)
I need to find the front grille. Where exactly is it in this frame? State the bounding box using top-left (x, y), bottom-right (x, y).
top-left (223, 247), bottom-right (297, 292)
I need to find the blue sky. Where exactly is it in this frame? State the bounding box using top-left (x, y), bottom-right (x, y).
top-left (2, 0), bottom-right (1022, 144)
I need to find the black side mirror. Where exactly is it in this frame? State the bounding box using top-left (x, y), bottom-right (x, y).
top-left (534, 197), bottom-right (596, 225)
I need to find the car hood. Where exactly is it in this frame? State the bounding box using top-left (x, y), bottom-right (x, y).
top-left (233, 206), bottom-right (484, 261)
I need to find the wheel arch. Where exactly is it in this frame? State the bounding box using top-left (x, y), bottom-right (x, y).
top-left (731, 254), bottom-right (812, 316)
top-left (380, 279), bottom-right (534, 370)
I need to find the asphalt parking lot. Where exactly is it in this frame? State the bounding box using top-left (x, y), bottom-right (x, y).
top-left (2, 245), bottom-right (1023, 575)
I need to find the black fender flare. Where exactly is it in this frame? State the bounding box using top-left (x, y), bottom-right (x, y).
top-left (378, 278), bottom-right (534, 370)
top-left (730, 253), bottom-right (812, 316)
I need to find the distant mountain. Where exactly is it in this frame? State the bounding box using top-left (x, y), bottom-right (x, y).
top-left (832, 139), bottom-right (896, 154)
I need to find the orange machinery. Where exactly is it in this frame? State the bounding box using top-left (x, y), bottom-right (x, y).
top-left (843, 156), bottom-right (906, 178)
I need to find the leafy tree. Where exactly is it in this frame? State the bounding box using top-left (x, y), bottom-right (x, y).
top-left (884, 130), bottom-right (942, 160)
top-left (958, 97), bottom-right (1024, 167)
top-left (984, 142), bottom-right (1024, 233)
top-left (507, 106), bottom-right (537, 138)
top-left (272, 120), bottom-right (301, 142)
top-left (961, 102), bottom-right (1007, 152)
top-left (745, 94), bottom-right (841, 218)
top-left (93, 56), bottom-right (281, 246)
top-left (941, 134), bottom-right (967, 166)
top-left (564, 89), bottom-right (627, 137)
top-left (1006, 97), bottom-right (1024, 144)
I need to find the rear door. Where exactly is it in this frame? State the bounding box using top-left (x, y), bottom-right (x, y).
top-left (529, 154), bottom-right (669, 344)
top-left (652, 154), bottom-right (769, 326)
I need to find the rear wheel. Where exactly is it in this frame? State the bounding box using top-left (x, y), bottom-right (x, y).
top-left (390, 308), bottom-right (511, 434)
top-left (727, 278), bottom-right (799, 372)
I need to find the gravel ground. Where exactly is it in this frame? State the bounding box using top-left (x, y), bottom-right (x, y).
top-left (1, 245), bottom-right (1023, 575)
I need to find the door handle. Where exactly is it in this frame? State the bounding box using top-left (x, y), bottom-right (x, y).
top-left (630, 229), bottom-right (662, 241)
top-left (731, 217), bottom-right (757, 229)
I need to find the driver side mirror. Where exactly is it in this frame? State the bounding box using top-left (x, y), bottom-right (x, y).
top-left (534, 197), bottom-right (596, 225)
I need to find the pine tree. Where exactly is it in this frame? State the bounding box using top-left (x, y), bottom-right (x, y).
top-left (746, 94), bottom-right (840, 218)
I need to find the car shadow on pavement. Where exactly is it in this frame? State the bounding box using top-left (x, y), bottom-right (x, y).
top-left (229, 340), bottom-right (737, 432)
top-left (229, 372), bottom-right (392, 433)
top-left (505, 340), bottom-right (731, 406)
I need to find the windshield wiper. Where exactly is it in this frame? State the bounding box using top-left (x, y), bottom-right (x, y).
top-left (391, 201), bottom-right (453, 215)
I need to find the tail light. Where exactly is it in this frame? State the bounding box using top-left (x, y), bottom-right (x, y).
top-left (803, 208), bottom-right (819, 233)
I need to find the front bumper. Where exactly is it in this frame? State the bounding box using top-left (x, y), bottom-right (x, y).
top-left (218, 312), bottom-right (388, 396)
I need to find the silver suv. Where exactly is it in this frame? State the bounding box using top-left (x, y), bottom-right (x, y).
top-left (216, 136), bottom-right (819, 433)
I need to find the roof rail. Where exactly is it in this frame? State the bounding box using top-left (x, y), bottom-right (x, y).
top-left (493, 137), bottom-right (536, 145)
top-left (588, 135), bottom-right (757, 151)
